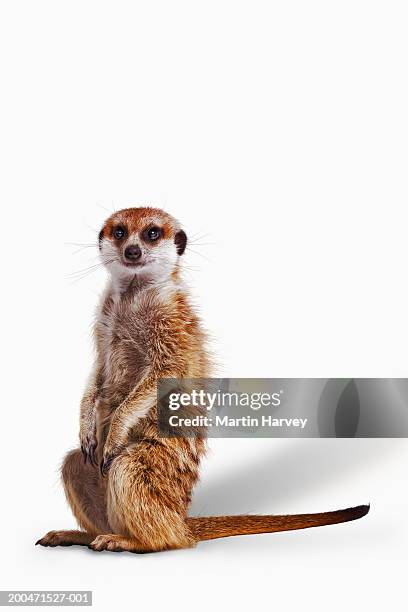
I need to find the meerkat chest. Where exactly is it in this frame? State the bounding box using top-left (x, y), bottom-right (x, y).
top-left (96, 293), bottom-right (149, 405)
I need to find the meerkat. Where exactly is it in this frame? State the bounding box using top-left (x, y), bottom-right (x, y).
top-left (36, 207), bottom-right (369, 553)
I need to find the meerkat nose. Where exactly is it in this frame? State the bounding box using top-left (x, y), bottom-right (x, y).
top-left (124, 245), bottom-right (142, 261)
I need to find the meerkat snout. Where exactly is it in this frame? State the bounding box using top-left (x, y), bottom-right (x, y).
top-left (124, 244), bottom-right (142, 262)
top-left (98, 207), bottom-right (187, 282)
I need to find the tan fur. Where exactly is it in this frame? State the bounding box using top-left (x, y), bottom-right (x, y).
top-left (36, 207), bottom-right (369, 554)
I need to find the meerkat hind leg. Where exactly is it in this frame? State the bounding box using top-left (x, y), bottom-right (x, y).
top-left (36, 449), bottom-right (110, 547)
top-left (36, 530), bottom-right (94, 547)
top-left (88, 534), bottom-right (146, 553)
top-left (61, 448), bottom-right (110, 534)
top-left (102, 446), bottom-right (197, 553)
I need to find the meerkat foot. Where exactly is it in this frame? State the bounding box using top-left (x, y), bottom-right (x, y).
top-left (36, 530), bottom-right (95, 547)
top-left (88, 534), bottom-right (147, 553)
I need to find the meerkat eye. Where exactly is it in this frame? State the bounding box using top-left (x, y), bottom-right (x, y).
top-left (113, 226), bottom-right (126, 239)
top-left (145, 226), bottom-right (162, 241)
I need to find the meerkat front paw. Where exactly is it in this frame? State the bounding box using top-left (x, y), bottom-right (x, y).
top-left (100, 455), bottom-right (114, 477)
top-left (100, 448), bottom-right (121, 477)
top-left (80, 430), bottom-right (98, 467)
top-left (100, 432), bottom-right (125, 476)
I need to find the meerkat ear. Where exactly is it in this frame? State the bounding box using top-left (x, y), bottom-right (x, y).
top-left (174, 230), bottom-right (187, 256)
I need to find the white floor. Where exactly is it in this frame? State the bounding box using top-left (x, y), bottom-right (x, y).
top-left (4, 438), bottom-right (407, 611)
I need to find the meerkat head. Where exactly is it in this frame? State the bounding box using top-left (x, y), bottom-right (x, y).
top-left (98, 207), bottom-right (187, 284)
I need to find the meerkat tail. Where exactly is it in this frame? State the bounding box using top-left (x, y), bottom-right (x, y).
top-left (186, 504), bottom-right (370, 541)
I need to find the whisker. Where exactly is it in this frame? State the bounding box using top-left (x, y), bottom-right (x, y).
top-left (67, 259), bottom-right (116, 285)
top-left (67, 258), bottom-right (113, 278)
top-left (96, 202), bottom-right (113, 214)
top-left (84, 222), bottom-right (99, 234)
top-left (182, 264), bottom-right (202, 273)
top-left (187, 241), bottom-right (215, 247)
top-left (69, 245), bottom-right (98, 255)
top-left (186, 246), bottom-right (212, 262)
top-left (65, 242), bottom-right (97, 247)
top-left (189, 232), bottom-right (211, 242)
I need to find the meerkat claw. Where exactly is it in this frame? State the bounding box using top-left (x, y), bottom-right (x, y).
top-left (89, 443), bottom-right (98, 467)
top-left (100, 456), bottom-right (114, 477)
top-left (81, 439), bottom-right (98, 467)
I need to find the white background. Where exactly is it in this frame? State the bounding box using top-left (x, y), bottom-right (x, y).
top-left (1, 1), bottom-right (407, 610)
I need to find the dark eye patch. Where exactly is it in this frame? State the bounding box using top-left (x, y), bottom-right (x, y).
top-left (143, 226), bottom-right (163, 242)
top-left (113, 226), bottom-right (126, 240)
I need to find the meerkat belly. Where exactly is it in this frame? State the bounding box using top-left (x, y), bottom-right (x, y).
top-left (96, 310), bottom-right (149, 432)
top-left (102, 346), bottom-right (145, 404)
